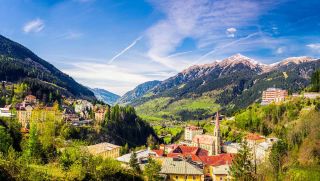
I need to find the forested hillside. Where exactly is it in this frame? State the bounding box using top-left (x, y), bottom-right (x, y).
top-left (232, 97), bottom-right (320, 180)
top-left (0, 35), bottom-right (95, 102)
top-left (0, 104), bottom-right (155, 180)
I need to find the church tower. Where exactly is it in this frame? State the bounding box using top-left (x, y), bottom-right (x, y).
top-left (213, 111), bottom-right (221, 155)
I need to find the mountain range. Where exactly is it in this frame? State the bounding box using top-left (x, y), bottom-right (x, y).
top-left (0, 34), bottom-right (96, 102)
top-left (90, 88), bottom-right (120, 105)
top-left (120, 54), bottom-right (320, 121)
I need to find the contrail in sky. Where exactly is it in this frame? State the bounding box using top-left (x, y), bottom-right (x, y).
top-left (108, 36), bottom-right (143, 64)
top-left (196, 32), bottom-right (260, 63)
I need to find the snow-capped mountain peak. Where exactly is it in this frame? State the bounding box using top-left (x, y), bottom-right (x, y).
top-left (218, 53), bottom-right (262, 69)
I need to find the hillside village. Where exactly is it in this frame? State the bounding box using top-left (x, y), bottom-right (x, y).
top-left (1, 77), bottom-right (320, 180)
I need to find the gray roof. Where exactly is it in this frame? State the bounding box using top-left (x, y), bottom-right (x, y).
top-left (160, 158), bottom-right (203, 175)
top-left (116, 149), bottom-right (155, 163)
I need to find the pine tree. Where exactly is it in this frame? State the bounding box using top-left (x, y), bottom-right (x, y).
top-left (269, 140), bottom-right (287, 180)
top-left (144, 158), bottom-right (161, 181)
top-left (229, 140), bottom-right (256, 180)
top-left (147, 135), bottom-right (157, 149)
top-left (25, 122), bottom-right (43, 163)
top-left (129, 151), bottom-right (141, 174)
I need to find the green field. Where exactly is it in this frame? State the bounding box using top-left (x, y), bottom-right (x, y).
top-left (136, 95), bottom-right (220, 121)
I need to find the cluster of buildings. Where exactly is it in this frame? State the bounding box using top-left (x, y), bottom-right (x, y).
top-left (0, 94), bottom-right (109, 131)
top-left (261, 87), bottom-right (320, 105)
top-left (113, 112), bottom-right (233, 181)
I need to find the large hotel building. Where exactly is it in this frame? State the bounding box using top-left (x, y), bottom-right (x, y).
top-left (261, 88), bottom-right (288, 105)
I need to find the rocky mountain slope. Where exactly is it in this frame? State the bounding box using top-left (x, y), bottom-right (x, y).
top-left (117, 80), bottom-right (161, 105)
top-left (123, 54), bottom-right (319, 121)
top-left (0, 34), bottom-right (95, 101)
top-left (90, 88), bottom-right (120, 105)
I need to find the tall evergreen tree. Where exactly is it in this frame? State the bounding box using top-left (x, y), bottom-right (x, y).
top-left (129, 151), bottom-right (141, 174)
top-left (144, 158), bottom-right (161, 181)
top-left (269, 140), bottom-right (287, 180)
top-left (25, 123), bottom-right (42, 163)
top-left (229, 140), bottom-right (256, 180)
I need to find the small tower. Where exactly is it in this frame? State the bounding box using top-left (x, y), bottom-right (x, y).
top-left (213, 111), bottom-right (221, 155)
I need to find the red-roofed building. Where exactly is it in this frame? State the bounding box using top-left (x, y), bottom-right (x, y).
top-left (200, 154), bottom-right (234, 181)
top-left (167, 145), bottom-right (209, 163)
top-left (24, 95), bottom-right (37, 104)
top-left (152, 149), bottom-right (164, 157)
top-left (245, 133), bottom-right (266, 147)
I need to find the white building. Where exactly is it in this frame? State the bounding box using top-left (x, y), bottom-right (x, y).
top-left (222, 142), bottom-right (241, 154)
top-left (0, 107), bottom-right (14, 117)
top-left (261, 88), bottom-right (288, 105)
top-left (185, 125), bottom-right (203, 141)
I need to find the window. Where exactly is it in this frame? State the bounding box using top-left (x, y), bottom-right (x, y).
top-left (193, 176), bottom-right (196, 180)
top-left (176, 176), bottom-right (178, 179)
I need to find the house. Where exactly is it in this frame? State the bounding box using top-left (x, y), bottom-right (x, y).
top-left (261, 88), bottom-right (288, 105)
top-left (71, 119), bottom-right (93, 127)
top-left (185, 125), bottom-right (203, 141)
top-left (116, 149), bottom-right (158, 164)
top-left (302, 92), bottom-right (320, 99)
top-left (192, 112), bottom-right (221, 156)
top-left (200, 154), bottom-right (234, 181)
top-left (245, 133), bottom-right (266, 147)
top-left (160, 144), bottom-right (178, 154)
top-left (85, 142), bottom-right (120, 159)
top-left (159, 157), bottom-right (204, 181)
top-left (94, 109), bottom-right (106, 123)
top-left (166, 145), bottom-right (208, 163)
top-left (62, 106), bottom-right (79, 122)
top-left (24, 95), bottom-right (37, 104)
top-left (222, 142), bottom-right (241, 154)
top-left (245, 134), bottom-right (278, 163)
top-left (253, 137), bottom-right (279, 163)
top-left (16, 105), bottom-right (33, 128)
top-left (0, 105), bottom-right (14, 117)
top-left (74, 100), bottom-right (93, 113)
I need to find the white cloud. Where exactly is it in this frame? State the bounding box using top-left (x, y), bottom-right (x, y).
top-left (307, 43), bottom-right (320, 51)
top-left (23, 18), bottom-right (45, 33)
top-left (226, 27), bottom-right (237, 37)
top-left (58, 55), bottom-right (174, 95)
top-left (276, 47), bottom-right (284, 54)
top-left (63, 62), bottom-right (151, 95)
top-left (146, 0), bottom-right (274, 69)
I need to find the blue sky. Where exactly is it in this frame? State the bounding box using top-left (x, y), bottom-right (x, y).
top-left (0, 0), bottom-right (320, 95)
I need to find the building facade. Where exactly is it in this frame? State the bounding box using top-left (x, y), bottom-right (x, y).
top-left (17, 105), bottom-right (33, 128)
top-left (94, 109), bottom-right (106, 124)
top-left (159, 158), bottom-right (204, 181)
top-left (86, 142), bottom-right (120, 159)
top-left (185, 125), bottom-right (203, 141)
top-left (191, 112), bottom-right (221, 156)
top-left (261, 88), bottom-right (288, 105)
